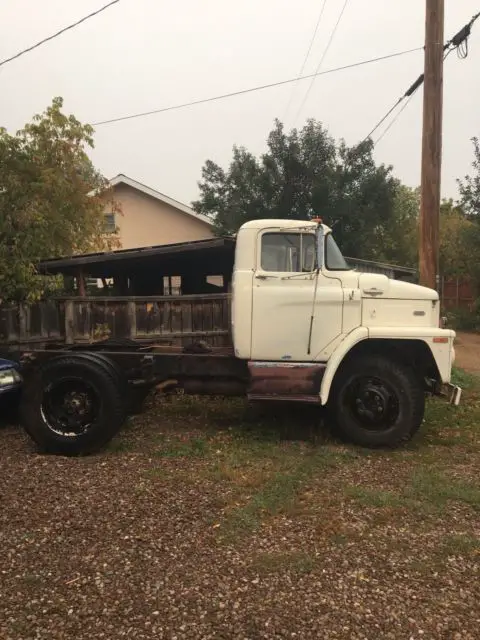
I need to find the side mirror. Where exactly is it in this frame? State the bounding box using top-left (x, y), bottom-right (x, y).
top-left (316, 225), bottom-right (324, 270)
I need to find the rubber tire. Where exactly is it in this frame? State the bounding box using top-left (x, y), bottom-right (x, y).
top-left (20, 354), bottom-right (126, 455)
top-left (67, 352), bottom-right (145, 416)
top-left (59, 351), bottom-right (131, 414)
top-left (329, 355), bottom-right (425, 448)
top-left (54, 350), bottom-right (147, 417)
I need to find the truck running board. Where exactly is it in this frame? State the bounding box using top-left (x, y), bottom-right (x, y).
top-left (247, 361), bottom-right (325, 403)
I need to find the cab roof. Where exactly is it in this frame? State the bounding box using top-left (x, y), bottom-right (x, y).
top-left (240, 219), bottom-right (332, 233)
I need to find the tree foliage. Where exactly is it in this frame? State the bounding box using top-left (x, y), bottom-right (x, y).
top-left (377, 184), bottom-right (419, 267)
top-left (0, 97), bottom-right (118, 302)
top-left (458, 137), bottom-right (480, 218)
top-left (193, 119), bottom-right (400, 260)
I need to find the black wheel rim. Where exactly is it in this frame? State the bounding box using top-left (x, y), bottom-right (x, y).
top-left (41, 377), bottom-right (100, 437)
top-left (345, 375), bottom-right (400, 432)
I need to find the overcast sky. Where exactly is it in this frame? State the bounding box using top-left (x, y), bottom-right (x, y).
top-left (1, 0), bottom-right (479, 206)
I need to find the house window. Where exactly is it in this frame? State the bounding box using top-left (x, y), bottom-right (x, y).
top-left (261, 233), bottom-right (316, 273)
top-left (103, 213), bottom-right (116, 233)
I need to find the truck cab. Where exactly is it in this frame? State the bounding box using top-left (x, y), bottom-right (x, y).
top-left (232, 219), bottom-right (459, 447)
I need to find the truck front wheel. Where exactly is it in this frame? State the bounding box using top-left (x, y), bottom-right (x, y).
top-left (329, 355), bottom-right (425, 448)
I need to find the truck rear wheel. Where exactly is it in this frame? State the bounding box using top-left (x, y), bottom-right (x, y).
top-left (330, 355), bottom-right (425, 448)
top-left (20, 355), bottom-right (126, 455)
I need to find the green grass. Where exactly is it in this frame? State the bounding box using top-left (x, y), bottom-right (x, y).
top-left (216, 445), bottom-right (355, 540)
top-left (409, 469), bottom-right (480, 512)
top-left (220, 460), bottom-right (315, 537)
top-left (441, 533), bottom-right (480, 557)
top-left (344, 468), bottom-right (480, 515)
top-left (344, 486), bottom-right (406, 509)
top-left (151, 435), bottom-right (209, 458)
top-left (451, 367), bottom-right (478, 390)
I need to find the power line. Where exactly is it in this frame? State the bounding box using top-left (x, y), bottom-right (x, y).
top-left (374, 95), bottom-right (415, 145)
top-left (91, 46), bottom-right (423, 127)
top-left (294, 0), bottom-right (351, 123)
top-left (0, 0), bottom-right (121, 68)
top-left (374, 47), bottom-right (456, 145)
top-left (283, 0), bottom-right (329, 119)
top-left (363, 9), bottom-right (480, 145)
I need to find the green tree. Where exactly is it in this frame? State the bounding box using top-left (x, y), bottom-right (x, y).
top-left (0, 97), bottom-right (118, 302)
top-left (376, 184), bottom-right (419, 267)
top-left (439, 199), bottom-right (480, 289)
top-left (458, 137), bottom-right (480, 218)
top-left (193, 119), bottom-right (399, 260)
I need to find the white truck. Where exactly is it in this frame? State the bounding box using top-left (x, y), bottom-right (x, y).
top-left (14, 218), bottom-right (460, 455)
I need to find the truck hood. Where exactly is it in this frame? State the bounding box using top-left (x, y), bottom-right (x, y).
top-left (358, 273), bottom-right (438, 301)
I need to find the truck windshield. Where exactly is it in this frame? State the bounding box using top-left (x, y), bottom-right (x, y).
top-left (325, 233), bottom-right (350, 271)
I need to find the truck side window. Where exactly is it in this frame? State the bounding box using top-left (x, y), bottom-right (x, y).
top-left (261, 233), bottom-right (316, 273)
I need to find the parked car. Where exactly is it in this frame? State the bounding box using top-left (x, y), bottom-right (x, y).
top-left (0, 358), bottom-right (22, 423)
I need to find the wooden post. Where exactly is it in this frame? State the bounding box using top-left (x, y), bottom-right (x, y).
top-left (18, 303), bottom-right (28, 342)
top-left (127, 300), bottom-right (137, 339)
top-left (77, 268), bottom-right (86, 297)
top-left (419, 0), bottom-right (444, 290)
top-left (64, 300), bottom-right (75, 344)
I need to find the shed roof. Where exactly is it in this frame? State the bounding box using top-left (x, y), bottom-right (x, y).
top-left (38, 237), bottom-right (236, 278)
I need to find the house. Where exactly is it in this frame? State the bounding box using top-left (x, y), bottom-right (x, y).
top-left (104, 174), bottom-right (214, 249)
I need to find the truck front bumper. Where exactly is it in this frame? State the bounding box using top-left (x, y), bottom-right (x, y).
top-left (441, 382), bottom-right (462, 406)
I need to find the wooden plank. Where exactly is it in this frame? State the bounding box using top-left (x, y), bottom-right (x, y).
top-left (64, 300), bottom-right (75, 344)
top-left (18, 304), bottom-right (28, 341)
top-left (127, 300), bottom-right (137, 339)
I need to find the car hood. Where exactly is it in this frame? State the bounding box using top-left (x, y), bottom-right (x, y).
top-left (0, 358), bottom-right (18, 371)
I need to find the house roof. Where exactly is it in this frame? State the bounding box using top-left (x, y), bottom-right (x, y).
top-left (109, 174), bottom-right (213, 227)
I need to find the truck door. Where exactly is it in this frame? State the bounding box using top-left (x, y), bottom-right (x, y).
top-left (251, 230), bottom-right (343, 362)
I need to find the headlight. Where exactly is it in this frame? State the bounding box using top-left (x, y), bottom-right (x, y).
top-left (0, 368), bottom-right (22, 386)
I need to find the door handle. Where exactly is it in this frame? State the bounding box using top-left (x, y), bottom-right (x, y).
top-left (255, 274), bottom-right (277, 280)
top-left (363, 287), bottom-right (384, 296)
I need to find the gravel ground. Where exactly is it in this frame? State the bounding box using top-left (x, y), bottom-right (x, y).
top-left (1, 384), bottom-right (479, 640)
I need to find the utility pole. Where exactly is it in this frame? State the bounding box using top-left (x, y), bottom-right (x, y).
top-left (419, 0), bottom-right (444, 289)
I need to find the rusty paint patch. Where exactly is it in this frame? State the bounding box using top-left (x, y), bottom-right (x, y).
top-left (248, 361), bottom-right (325, 398)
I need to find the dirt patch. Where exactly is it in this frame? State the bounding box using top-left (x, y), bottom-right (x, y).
top-left (455, 332), bottom-right (480, 372)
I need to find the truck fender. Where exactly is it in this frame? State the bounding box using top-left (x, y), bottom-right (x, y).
top-left (319, 327), bottom-right (369, 405)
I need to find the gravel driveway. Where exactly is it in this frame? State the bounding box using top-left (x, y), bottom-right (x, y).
top-left (1, 390), bottom-right (479, 640)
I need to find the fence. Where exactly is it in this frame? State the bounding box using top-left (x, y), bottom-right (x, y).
top-left (440, 276), bottom-right (475, 310)
top-left (0, 294), bottom-right (231, 349)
